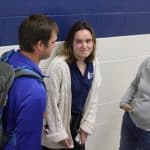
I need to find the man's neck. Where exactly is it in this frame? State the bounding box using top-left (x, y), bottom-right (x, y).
top-left (20, 50), bottom-right (39, 65)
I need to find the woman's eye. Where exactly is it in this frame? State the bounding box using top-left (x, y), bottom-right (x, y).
top-left (86, 39), bottom-right (92, 43)
top-left (76, 40), bottom-right (82, 44)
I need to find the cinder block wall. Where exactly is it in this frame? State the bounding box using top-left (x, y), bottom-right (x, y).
top-left (1, 34), bottom-right (150, 149)
top-left (39, 34), bottom-right (150, 150)
top-left (86, 34), bottom-right (150, 150)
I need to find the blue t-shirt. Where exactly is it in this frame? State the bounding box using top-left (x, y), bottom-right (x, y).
top-left (69, 62), bottom-right (94, 114)
top-left (2, 51), bottom-right (46, 150)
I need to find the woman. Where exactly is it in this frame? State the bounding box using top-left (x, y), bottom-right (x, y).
top-left (42, 21), bottom-right (101, 150)
top-left (120, 58), bottom-right (150, 150)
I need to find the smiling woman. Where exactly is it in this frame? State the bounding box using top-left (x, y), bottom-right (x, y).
top-left (42, 21), bottom-right (101, 150)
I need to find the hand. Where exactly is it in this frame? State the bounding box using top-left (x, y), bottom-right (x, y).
top-left (59, 138), bottom-right (73, 148)
top-left (43, 112), bottom-right (48, 118)
top-left (78, 128), bottom-right (89, 144)
top-left (120, 103), bottom-right (133, 112)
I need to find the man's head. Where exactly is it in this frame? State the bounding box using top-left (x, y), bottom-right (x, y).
top-left (19, 14), bottom-right (58, 60)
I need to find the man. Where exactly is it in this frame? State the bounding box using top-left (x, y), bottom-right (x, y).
top-left (2, 14), bottom-right (58, 150)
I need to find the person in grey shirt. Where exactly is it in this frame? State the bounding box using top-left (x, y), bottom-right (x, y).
top-left (119, 58), bottom-right (150, 150)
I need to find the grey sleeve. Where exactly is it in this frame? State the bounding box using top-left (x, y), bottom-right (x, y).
top-left (120, 59), bottom-right (146, 105)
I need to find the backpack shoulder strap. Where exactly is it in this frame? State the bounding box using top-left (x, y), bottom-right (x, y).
top-left (0, 50), bottom-right (15, 63)
top-left (0, 50), bottom-right (16, 107)
top-left (0, 61), bottom-right (15, 106)
top-left (15, 68), bottom-right (45, 86)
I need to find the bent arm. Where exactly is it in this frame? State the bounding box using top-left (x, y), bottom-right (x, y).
top-left (120, 59), bottom-right (146, 107)
top-left (43, 61), bottom-right (68, 143)
top-left (80, 59), bottom-right (101, 135)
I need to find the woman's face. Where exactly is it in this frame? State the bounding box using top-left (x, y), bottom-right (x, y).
top-left (72, 29), bottom-right (94, 61)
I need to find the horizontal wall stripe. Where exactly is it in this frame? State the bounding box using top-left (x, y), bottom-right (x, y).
top-left (0, 0), bottom-right (150, 46)
top-left (1, 0), bottom-right (150, 16)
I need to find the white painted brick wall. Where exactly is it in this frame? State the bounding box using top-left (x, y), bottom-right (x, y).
top-left (1, 34), bottom-right (150, 149)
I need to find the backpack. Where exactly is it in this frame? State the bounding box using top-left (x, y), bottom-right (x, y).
top-left (0, 50), bottom-right (45, 148)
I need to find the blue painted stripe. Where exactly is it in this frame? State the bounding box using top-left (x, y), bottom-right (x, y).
top-left (1, 0), bottom-right (150, 16)
top-left (0, 0), bottom-right (150, 46)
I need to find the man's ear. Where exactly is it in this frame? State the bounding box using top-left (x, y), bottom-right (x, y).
top-left (32, 40), bottom-right (45, 53)
top-left (37, 40), bottom-right (44, 50)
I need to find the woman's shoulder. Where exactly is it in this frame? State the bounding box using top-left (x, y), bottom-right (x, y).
top-left (92, 57), bottom-right (101, 68)
top-left (46, 56), bottom-right (68, 74)
top-left (51, 56), bottom-right (66, 64)
top-left (48, 56), bottom-right (67, 68)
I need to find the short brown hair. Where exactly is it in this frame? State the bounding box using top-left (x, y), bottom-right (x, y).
top-left (19, 14), bottom-right (58, 52)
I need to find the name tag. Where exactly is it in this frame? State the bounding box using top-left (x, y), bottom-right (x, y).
top-left (87, 72), bottom-right (94, 79)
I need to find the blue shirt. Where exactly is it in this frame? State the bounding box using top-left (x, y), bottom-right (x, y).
top-left (69, 62), bottom-right (94, 114)
top-left (2, 51), bottom-right (46, 150)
